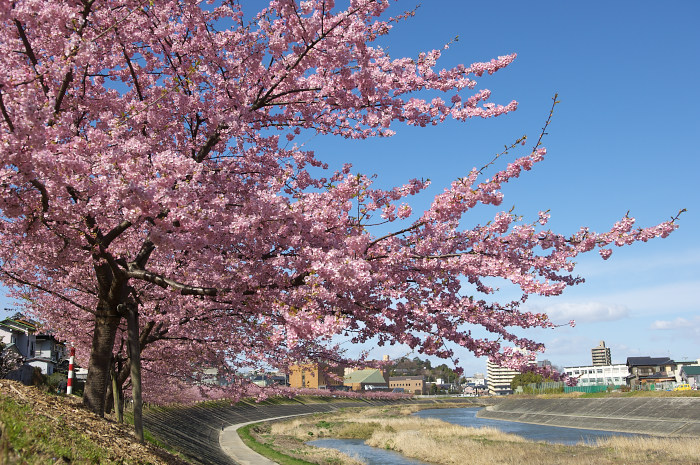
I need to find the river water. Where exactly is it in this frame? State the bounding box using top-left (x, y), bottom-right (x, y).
top-left (308, 406), bottom-right (644, 465)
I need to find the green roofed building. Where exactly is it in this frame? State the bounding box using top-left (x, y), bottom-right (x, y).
top-left (343, 368), bottom-right (389, 392)
top-left (680, 365), bottom-right (700, 388)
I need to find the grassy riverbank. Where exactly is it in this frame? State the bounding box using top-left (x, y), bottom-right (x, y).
top-left (249, 403), bottom-right (700, 465)
top-left (0, 380), bottom-right (191, 464)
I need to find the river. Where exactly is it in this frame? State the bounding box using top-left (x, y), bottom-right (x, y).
top-left (308, 406), bottom-right (644, 465)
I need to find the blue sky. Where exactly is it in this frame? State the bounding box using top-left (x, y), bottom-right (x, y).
top-left (2, 1), bottom-right (698, 376)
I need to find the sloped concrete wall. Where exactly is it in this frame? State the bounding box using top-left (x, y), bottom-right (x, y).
top-left (477, 397), bottom-right (700, 436)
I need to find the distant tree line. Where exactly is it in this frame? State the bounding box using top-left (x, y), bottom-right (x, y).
top-left (388, 356), bottom-right (465, 384)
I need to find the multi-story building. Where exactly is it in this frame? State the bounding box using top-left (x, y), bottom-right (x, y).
top-left (563, 364), bottom-right (628, 386)
top-left (591, 341), bottom-right (612, 366)
top-left (486, 361), bottom-right (520, 396)
top-left (389, 375), bottom-right (425, 395)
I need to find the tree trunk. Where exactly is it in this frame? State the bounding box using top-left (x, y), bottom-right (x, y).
top-left (110, 361), bottom-right (123, 423)
top-left (127, 305), bottom-right (144, 442)
top-left (83, 309), bottom-right (121, 416)
top-left (83, 261), bottom-right (126, 417)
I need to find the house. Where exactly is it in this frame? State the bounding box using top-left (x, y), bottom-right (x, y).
top-left (0, 313), bottom-right (67, 380)
top-left (29, 334), bottom-right (66, 376)
top-left (626, 357), bottom-right (676, 388)
top-left (288, 363), bottom-right (345, 390)
top-left (343, 368), bottom-right (389, 391)
top-left (389, 375), bottom-right (425, 395)
top-left (680, 366), bottom-right (700, 388)
top-left (0, 313), bottom-right (38, 360)
top-left (673, 360), bottom-right (700, 383)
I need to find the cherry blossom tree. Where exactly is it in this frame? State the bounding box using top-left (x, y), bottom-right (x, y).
top-left (0, 0), bottom-right (679, 422)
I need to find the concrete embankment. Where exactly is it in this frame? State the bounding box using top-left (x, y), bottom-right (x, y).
top-left (477, 397), bottom-right (700, 436)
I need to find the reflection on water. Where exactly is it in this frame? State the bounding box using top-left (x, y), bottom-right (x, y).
top-left (413, 407), bottom-right (642, 445)
top-left (308, 438), bottom-right (428, 465)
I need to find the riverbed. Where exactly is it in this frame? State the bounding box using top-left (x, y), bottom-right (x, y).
top-left (413, 407), bottom-right (642, 445)
top-left (308, 406), bottom-right (644, 465)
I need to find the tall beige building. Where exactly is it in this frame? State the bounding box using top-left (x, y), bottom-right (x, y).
top-left (486, 361), bottom-right (520, 396)
top-left (591, 341), bottom-right (612, 366)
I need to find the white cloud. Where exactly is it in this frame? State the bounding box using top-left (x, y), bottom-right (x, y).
top-left (651, 316), bottom-right (700, 331)
top-left (528, 301), bottom-right (630, 324)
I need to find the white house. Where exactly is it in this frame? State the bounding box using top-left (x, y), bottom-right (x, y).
top-left (1, 313), bottom-right (66, 377)
top-left (0, 313), bottom-right (37, 359)
top-left (563, 364), bottom-right (628, 387)
top-left (28, 334), bottom-right (66, 376)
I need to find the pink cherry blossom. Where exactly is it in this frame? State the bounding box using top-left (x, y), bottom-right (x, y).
top-left (0, 0), bottom-right (680, 416)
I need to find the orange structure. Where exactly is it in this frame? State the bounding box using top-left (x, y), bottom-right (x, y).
top-left (288, 363), bottom-right (345, 389)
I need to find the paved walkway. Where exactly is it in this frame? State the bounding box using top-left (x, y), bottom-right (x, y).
top-left (219, 413), bottom-right (315, 465)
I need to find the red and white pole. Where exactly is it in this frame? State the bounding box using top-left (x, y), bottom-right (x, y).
top-left (67, 346), bottom-right (75, 395)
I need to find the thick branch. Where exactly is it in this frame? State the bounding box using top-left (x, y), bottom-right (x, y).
top-left (194, 124), bottom-right (225, 163)
top-left (52, 69), bottom-right (73, 116)
top-left (132, 239), bottom-right (155, 269)
top-left (126, 267), bottom-right (220, 296)
top-left (0, 89), bottom-right (14, 132)
top-left (122, 46), bottom-right (145, 101)
top-left (102, 220), bottom-right (132, 248)
top-left (14, 19), bottom-right (49, 96)
top-left (29, 179), bottom-right (50, 213)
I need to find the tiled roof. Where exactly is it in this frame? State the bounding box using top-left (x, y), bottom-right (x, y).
top-left (626, 356), bottom-right (673, 366)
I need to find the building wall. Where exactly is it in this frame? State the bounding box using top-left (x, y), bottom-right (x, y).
top-left (389, 377), bottom-right (425, 394)
top-left (1, 331), bottom-right (34, 358)
top-left (564, 364), bottom-right (628, 386)
top-left (289, 364), bottom-right (344, 389)
top-left (487, 362), bottom-right (519, 396)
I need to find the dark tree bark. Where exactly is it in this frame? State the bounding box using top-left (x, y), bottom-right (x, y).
top-left (82, 261), bottom-right (126, 417)
top-left (83, 308), bottom-right (121, 416)
top-left (110, 359), bottom-right (123, 423)
top-left (127, 304), bottom-right (144, 442)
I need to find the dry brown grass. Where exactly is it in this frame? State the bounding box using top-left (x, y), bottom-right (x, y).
top-left (596, 435), bottom-right (700, 463)
top-left (270, 405), bottom-right (700, 465)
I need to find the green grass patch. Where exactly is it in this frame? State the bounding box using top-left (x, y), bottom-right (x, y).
top-left (335, 421), bottom-right (380, 439)
top-left (238, 423), bottom-right (318, 465)
top-left (0, 397), bottom-right (106, 464)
